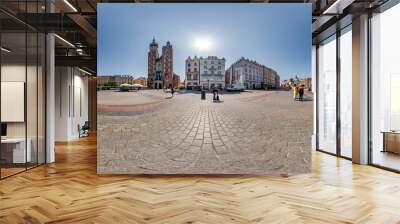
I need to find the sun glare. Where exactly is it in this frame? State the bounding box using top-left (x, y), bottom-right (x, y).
top-left (194, 37), bottom-right (213, 51)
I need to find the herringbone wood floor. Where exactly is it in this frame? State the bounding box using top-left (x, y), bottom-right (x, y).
top-left (1, 135), bottom-right (400, 224)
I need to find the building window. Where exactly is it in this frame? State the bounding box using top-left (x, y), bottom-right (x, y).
top-left (370, 4), bottom-right (400, 171)
top-left (1, 19), bottom-right (46, 179)
top-left (339, 27), bottom-right (352, 158)
top-left (318, 35), bottom-right (337, 155)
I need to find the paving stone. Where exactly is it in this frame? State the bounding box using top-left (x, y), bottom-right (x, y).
top-left (98, 90), bottom-right (313, 175)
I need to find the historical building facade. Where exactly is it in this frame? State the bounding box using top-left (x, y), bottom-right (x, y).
top-left (185, 56), bottom-right (225, 90)
top-left (185, 56), bottom-right (200, 89)
top-left (225, 57), bottom-right (280, 89)
top-left (173, 73), bottom-right (181, 89)
top-left (147, 38), bottom-right (174, 89)
top-left (97, 75), bottom-right (134, 87)
top-left (133, 77), bottom-right (147, 87)
top-left (263, 66), bottom-right (280, 89)
top-left (225, 57), bottom-right (264, 89)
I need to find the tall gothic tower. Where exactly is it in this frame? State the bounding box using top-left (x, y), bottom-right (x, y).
top-left (147, 38), bottom-right (159, 88)
top-left (162, 41), bottom-right (173, 88)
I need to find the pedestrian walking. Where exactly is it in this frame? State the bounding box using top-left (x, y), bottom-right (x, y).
top-left (212, 87), bottom-right (218, 102)
top-left (171, 86), bottom-right (175, 97)
top-left (299, 85), bottom-right (305, 101)
top-left (292, 84), bottom-right (299, 100)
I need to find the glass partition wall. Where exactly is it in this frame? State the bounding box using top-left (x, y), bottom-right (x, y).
top-left (317, 35), bottom-right (337, 155)
top-left (316, 25), bottom-right (352, 159)
top-left (339, 26), bottom-right (352, 159)
top-left (370, 2), bottom-right (400, 171)
top-left (0, 4), bottom-right (46, 179)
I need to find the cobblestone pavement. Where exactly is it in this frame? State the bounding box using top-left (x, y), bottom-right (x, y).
top-left (98, 90), bottom-right (313, 175)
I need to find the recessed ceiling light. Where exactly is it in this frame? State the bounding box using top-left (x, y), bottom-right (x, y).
top-left (78, 67), bottom-right (93, 76)
top-left (1, 47), bottom-right (11, 53)
top-left (63, 0), bottom-right (78, 12)
top-left (54, 34), bottom-right (75, 48)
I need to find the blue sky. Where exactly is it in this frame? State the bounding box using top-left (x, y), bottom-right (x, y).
top-left (98, 3), bottom-right (311, 80)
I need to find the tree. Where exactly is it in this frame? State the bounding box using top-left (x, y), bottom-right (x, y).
top-left (104, 81), bottom-right (117, 87)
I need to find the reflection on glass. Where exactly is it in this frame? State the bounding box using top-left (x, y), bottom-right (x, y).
top-left (318, 35), bottom-right (337, 154)
top-left (27, 31), bottom-right (38, 169)
top-left (371, 3), bottom-right (400, 171)
top-left (340, 28), bottom-right (352, 158)
top-left (1, 32), bottom-right (27, 177)
top-left (38, 33), bottom-right (46, 165)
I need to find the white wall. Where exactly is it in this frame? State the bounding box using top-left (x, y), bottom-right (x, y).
top-left (55, 67), bottom-right (89, 141)
top-left (1, 63), bottom-right (47, 164)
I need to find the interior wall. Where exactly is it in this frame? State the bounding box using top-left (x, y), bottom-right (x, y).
top-left (1, 64), bottom-right (28, 138)
top-left (55, 67), bottom-right (89, 141)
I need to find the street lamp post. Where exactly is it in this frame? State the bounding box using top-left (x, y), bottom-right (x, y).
top-left (198, 58), bottom-right (201, 90)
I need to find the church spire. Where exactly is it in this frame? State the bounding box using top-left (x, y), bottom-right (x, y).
top-left (150, 37), bottom-right (158, 47)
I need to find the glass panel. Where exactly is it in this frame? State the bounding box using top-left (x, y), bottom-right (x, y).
top-left (317, 35), bottom-right (337, 154)
top-left (26, 0), bottom-right (39, 169)
top-left (38, 33), bottom-right (46, 165)
top-left (371, 4), bottom-right (400, 171)
top-left (340, 28), bottom-right (352, 158)
top-left (1, 31), bottom-right (27, 177)
top-left (27, 31), bottom-right (38, 169)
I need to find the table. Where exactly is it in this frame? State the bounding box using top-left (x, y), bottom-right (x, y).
top-left (1, 138), bottom-right (31, 163)
top-left (381, 131), bottom-right (400, 154)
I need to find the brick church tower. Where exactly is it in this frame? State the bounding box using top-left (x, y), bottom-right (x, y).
top-left (162, 41), bottom-right (173, 88)
top-left (147, 38), bottom-right (159, 88)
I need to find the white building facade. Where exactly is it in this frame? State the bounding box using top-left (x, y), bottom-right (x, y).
top-left (185, 56), bottom-right (225, 90)
top-left (185, 56), bottom-right (200, 89)
top-left (226, 57), bottom-right (264, 89)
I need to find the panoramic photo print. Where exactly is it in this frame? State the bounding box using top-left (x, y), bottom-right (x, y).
top-left (97, 3), bottom-right (312, 175)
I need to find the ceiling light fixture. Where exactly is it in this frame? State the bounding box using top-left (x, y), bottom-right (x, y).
top-left (78, 67), bottom-right (93, 76)
top-left (54, 34), bottom-right (75, 48)
top-left (323, 0), bottom-right (355, 15)
top-left (63, 0), bottom-right (78, 12)
top-left (1, 47), bottom-right (11, 53)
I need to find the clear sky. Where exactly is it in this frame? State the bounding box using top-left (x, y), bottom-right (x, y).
top-left (98, 3), bottom-right (311, 80)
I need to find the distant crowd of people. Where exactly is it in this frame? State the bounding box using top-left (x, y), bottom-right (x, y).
top-left (292, 84), bottom-right (305, 101)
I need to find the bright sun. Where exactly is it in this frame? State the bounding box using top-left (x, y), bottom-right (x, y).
top-left (194, 37), bottom-right (213, 51)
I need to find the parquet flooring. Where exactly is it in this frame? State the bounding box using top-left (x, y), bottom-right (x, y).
top-left (1, 135), bottom-right (400, 223)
